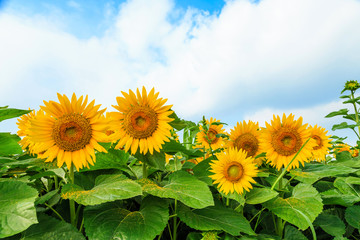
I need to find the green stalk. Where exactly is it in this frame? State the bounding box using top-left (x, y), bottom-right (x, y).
top-left (69, 164), bottom-right (76, 227)
top-left (351, 90), bottom-right (360, 140)
top-left (142, 161), bottom-right (147, 179)
top-left (173, 200), bottom-right (178, 240)
top-left (54, 175), bottom-right (59, 190)
top-left (44, 203), bottom-right (65, 222)
top-left (270, 138), bottom-right (311, 191)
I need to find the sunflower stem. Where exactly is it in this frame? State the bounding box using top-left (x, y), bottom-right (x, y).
top-left (69, 164), bottom-right (76, 227)
top-left (142, 161), bottom-right (147, 179)
top-left (270, 137), bottom-right (311, 191)
top-left (351, 90), bottom-right (360, 140)
top-left (44, 203), bottom-right (65, 222)
top-left (54, 175), bottom-right (59, 190)
top-left (173, 200), bottom-right (178, 240)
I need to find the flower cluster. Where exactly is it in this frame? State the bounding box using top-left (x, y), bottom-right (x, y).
top-left (17, 87), bottom-right (332, 195)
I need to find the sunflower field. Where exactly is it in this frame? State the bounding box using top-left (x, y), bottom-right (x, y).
top-left (1, 81), bottom-right (360, 240)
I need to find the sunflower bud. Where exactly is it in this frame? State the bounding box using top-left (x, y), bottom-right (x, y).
top-left (342, 80), bottom-right (360, 93)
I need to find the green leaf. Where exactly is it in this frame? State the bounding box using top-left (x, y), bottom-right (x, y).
top-left (192, 158), bottom-right (213, 185)
top-left (334, 178), bottom-right (359, 196)
top-left (168, 111), bottom-right (196, 131)
top-left (0, 133), bottom-right (22, 155)
top-left (35, 190), bottom-right (59, 205)
top-left (221, 191), bottom-right (245, 206)
top-left (61, 174), bottom-right (142, 205)
top-left (335, 151), bottom-right (352, 162)
top-left (314, 213), bottom-right (346, 237)
top-left (135, 151), bottom-right (166, 171)
top-left (138, 171), bottom-right (214, 209)
top-left (289, 163), bottom-right (358, 184)
top-left (84, 196), bottom-right (169, 240)
top-left (345, 205), bottom-right (360, 229)
top-left (83, 148), bottom-right (130, 171)
top-left (325, 109), bottom-right (349, 118)
top-left (321, 189), bottom-right (360, 207)
top-left (332, 122), bottom-right (358, 131)
top-left (0, 158), bottom-right (57, 169)
top-left (245, 187), bottom-right (278, 204)
top-left (263, 183), bottom-right (323, 230)
top-left (21, 214), bottom-right (85, 240)
top-left (163, 140), bottom-right (203, 158)
top-left (0, 180), bottom-right (38, 238)
top-left (0, 107), bottom-right (31, 122)
top-left (283, 225), bottom-right (307, 240)
top-left (177, 203), bottom-right (255, 236)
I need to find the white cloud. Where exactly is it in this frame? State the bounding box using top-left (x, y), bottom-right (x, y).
top-left (0, 0), bottom-right (360, 138)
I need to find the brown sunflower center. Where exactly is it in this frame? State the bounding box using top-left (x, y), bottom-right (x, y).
top-left (312, 135), bottom-right (323, 150)
top-left (271, 128), bottom-right (302, 156)
top-left (124, 106), bottom-right (158, 139)
top-left (52, 113), bottom-right (92, 151)
top-left (224, 161), bottom-right (244, 182)
top-left (234, 133), bottom-right (259, 157)
top-left (206, 128), bottom-right (219, 144)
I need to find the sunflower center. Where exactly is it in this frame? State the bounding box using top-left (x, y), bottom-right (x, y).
top-left (224, 161), bottom-right (243, 182)
top-left (124, 106), bottom-right (158, 139)
top-left (312, 135), bottom-right (323, 150)
top-left (206, 129), bottom-right (219, 144)
top-left (234, 133), bottom-right (259, 157)
top-left (271, 128), bottom-right (302, 156)
top-left (52, 113), bottom-right (92, 151)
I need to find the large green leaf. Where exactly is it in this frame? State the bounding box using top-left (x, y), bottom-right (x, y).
top-left (314, 213), bottom-right (346, 237)
top-left (84, 196), bottom-right (169, 240)
top-left (177, 203), bottom-right (255, 236)
top-left (290, 163), bottom-right (358, 184)
top-left (325, 109), bottom-right (349, 118)
top-left (345, 205), bottom-right (360, 229)
top-left (83, 149), bottom-right (130, 171)
top-left (263, 183), bottom-right (323, 230)
top-left (138, 171), bottom-right (214, 209)
top-left (135, 151), bottom-right (166, 171)
top-left (0, 133), bottom-right (22, 155)
top-left (0, 180), bottom-right (38, 238)
top-left (245, 187), bottom-right (278, 204)
top-left (321, 189), bottom-right (360, 207)
top-left (61, 174), bottom-right (142, 205)
top-left (21, 214), bottom-right (85, 240)
top-left (0, 107), bottom-right (31, 122)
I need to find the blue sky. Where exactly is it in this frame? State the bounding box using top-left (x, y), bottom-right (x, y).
top-left (0, 0), bottom-right (359, 145)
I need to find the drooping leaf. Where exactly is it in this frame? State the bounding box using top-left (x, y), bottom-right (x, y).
top-left (61, 174), bottom-right (142, 205)
top-left (345, 205), bottom-right (360, 229)
top-left (0, 180), bottom-right (38, 238)
top-left (263, 183), bottom-right (323, 230)
top-left (21, 214), bottom-right (85, 240)
top-left (245, 187), bottom-right (278, 204)
top-left (84, 196), bottom-right (169, 240)
top-left (325, 109), bottom-right (349, 118)
top-left (0, 107), bottom-right (31, 122)
top-left (314, 213), bottom-right (346, 237)
top-left (135, 151), bottom-right (166, 171)
top-left (0, 133), bottom-right (22, 155)
top-left (177, 203), bottom-right (255, 236)
top-left (138, 171), bottom-right (214, 209)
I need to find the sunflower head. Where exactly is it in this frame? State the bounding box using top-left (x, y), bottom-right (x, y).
top-left (195, 117), bottom-right (227, 150)
top-left (228, 120), bottom-right (262, 159)
top-left (25, 93), bottom-right (109, 170)
top-left (17, 109), bottom-right (43, 153)
top-left (308, 125), bottom-right (332, 162)
top-left (209, 148), bottom-right (258, 195)
top-left (335, 143), bottom-right (359, 157)
top-left (109, 87), bottom-right (173, 155)
top-left (259, 113), bottom-right (316, 170)
top-left (343, 80), bottom-right (360, 93)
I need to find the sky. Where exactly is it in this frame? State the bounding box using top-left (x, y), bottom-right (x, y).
top-left (0, 0), bottom-right (359, 145)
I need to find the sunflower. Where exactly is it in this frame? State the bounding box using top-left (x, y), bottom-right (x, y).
top-left (25, 93), bottom-right (109, 170)
top-left (209, 148), bottom-right (258, 195)
top-left (228, 120), bottom-right (263, 166)
top-left (259, 113), bottom-right (316, 171)
top-left (109, 87), bottom-right (173, 155)
top-left (17, 109), bottom-right (42, 154)
top-left (308, 125), bottom-right (331, 162)
top-left (335, 143), bottom-right (359, 157)
top-left (195, 117), bottom-right (226, 150)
